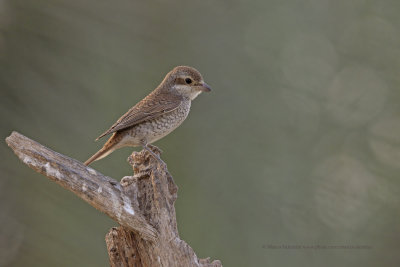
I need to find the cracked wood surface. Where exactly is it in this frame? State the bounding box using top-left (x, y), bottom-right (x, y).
top-left (6, 131), bottom-right (222, 267)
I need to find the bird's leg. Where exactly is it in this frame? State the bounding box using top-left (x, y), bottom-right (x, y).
top-left (142, 143), bottom-right (166, 167)
top-left (147, 144), bottom-right (163, 154)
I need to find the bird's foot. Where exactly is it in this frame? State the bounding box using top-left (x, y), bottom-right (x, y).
top-left (147, 144), bottom-right (163, 154)
top-left (142, 145), bottom-right (167, 169)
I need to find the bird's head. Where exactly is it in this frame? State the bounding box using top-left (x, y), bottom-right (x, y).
top-left (163, 66), bottom-right (211, 100)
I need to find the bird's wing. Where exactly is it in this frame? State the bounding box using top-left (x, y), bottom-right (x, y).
top-left (96, 92), bottom-right (183, 140)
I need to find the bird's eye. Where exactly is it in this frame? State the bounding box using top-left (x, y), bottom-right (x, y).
top-left (185, 78), bottom-right (192, 84)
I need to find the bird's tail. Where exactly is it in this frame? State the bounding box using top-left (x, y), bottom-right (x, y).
top-left (84, 133), bottom-right (119, 166)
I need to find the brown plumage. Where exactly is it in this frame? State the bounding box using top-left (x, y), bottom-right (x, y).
top-left (84, 66), bottom-right (211, 166)
top-left (95, 92), bottom-right (183, 141)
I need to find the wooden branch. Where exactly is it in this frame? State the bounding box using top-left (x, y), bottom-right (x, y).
top-left (6, 131), bottom-right (157, 241)
top-left (6, 131), bottom-right (222, 267)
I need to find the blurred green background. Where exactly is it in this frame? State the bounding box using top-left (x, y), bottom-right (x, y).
top-left (1, 0), bottom-right (400, 266)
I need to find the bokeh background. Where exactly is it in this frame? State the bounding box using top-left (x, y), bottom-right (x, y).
top-left (1, 0), bottom-right (400, 266)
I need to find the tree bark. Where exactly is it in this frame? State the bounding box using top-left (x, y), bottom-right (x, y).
top-left (6, 131), bottom-right (222, 267)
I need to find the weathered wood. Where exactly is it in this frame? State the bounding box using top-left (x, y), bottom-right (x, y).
top-left (6, 131), bottom-right (157, 242)
top-left (6, 131), bottom-right (222, 267)
top-left (105, 227), bottom-right (142, 267)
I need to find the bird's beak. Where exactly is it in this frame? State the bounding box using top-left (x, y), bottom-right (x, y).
top-left (197, 82), bottom-right (212, 92)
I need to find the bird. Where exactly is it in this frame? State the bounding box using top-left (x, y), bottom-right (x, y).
top-left (84, 66), bottom-right (211, 166)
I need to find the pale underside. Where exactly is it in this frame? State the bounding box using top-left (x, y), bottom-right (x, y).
top-left (96, 91), bottom-right (185, 140)
top-left (117, 99), bottom-right (191, 147)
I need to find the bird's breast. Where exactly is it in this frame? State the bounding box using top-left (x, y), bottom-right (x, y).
top-left (124, 100), bottom-right (191, 145)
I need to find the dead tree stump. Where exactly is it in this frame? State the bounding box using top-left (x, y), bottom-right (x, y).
top-left (6, 131), bottom-right (222, 267)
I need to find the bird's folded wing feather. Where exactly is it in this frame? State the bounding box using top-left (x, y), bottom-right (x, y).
top-left (96, 92), bottom-right (183, 140)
